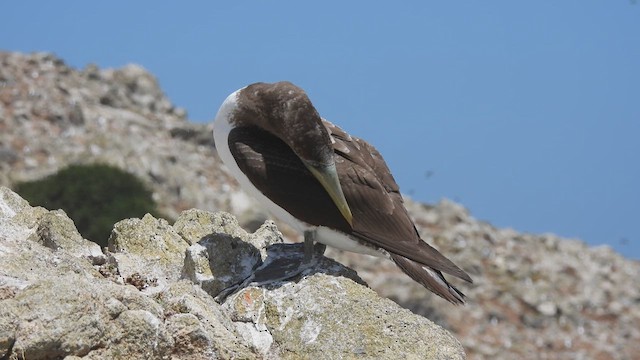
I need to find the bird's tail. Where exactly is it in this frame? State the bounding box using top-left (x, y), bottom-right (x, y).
top-left (391, 253), bottom-right (466, 305)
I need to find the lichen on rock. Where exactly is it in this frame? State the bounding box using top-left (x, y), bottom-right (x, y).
top-left (0, 186), bottom-right (465, 359)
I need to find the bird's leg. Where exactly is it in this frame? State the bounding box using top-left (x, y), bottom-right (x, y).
top-left (303, 230), bottom-right (316, 263)
top-left (304, 229), bottom-right (327, 264)
top-left (314, 242), bottom-right (326, 257)
top-left (218, 231), bottom-right (324, 300)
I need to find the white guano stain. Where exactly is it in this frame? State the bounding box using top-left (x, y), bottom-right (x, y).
top-left (300, 319), bottom-right (322, 344)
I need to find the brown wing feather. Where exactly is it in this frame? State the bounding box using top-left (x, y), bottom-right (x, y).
top-left (391, 254), bottom-right (466, 304)
top-left (323, 120), bottom-right (472, 283)
top-left (228, 126), bottom-right (352, 231)
top-left (228, 123), bottom-right (471, 284)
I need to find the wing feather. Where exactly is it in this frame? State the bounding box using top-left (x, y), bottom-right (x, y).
top-left (228, 122), bottom-right (471, 284)
top-left (323, 120), bottom-right (472, 283)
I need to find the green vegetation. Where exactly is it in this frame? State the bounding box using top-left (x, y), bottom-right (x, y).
top-left (14, 163), bottom-right (164, 247)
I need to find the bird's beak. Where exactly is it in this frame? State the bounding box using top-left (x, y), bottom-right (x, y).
top-left (304, 161), bottom-right (353, 227)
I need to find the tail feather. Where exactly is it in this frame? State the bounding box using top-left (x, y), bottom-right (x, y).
top-left (391, 253), bottom-right (466, 305)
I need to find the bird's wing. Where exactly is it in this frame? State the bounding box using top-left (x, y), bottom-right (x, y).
top-left (228, 125), bottom-right (354, 231)
top-left (323, 119), bottom-right (472, 283)
top-left (227, 122), bottom-right (471, 283)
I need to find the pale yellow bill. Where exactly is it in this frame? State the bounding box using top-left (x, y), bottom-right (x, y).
top-left (304, 161), bottom-right (353, 227)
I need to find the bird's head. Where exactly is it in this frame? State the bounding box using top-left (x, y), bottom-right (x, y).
top-left (235, 81), bottom-right (333, 165)
top-left (226, 81), bottom-right (353, 226)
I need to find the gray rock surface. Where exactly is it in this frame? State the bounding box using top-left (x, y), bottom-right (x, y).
top-left (177, 210), bottom-right (265, 299)
top-left (0, 186), bottom-right (465, 359)
top-left (2, 51), bottom-right (639, 359)
top-left (225, 275), bottom-right (464, 359)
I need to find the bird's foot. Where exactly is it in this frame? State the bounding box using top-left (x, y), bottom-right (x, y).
top-left (303, 230), bottom-right (326, 264)
top-left (215, 240), bottom-right (325, 303)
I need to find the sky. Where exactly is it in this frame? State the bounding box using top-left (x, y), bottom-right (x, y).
top-left (3, 1), bottom-right (639, 259)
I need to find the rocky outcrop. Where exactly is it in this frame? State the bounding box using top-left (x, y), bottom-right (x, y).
top-left (0, 186), bottom-right (465, 359)
top-left (0, 51), bottom-right (236, 224)
top-left (2, 51), bottom-right (639, 359)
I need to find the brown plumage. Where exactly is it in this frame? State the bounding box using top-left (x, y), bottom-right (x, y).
top-left (215, 81), bottom-right (472, 304)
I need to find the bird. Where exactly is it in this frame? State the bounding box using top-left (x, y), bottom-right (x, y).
top-left (213, 81), bottom-right (472, 304)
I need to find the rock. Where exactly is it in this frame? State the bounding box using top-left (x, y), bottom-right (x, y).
top-left (169, 123), bottom-right (215, 147)
top-left (225, 274), bottom-right (465, 359)
top-left (182, 237), bottom-right (259, 299)
top-left (108, 213), bottom-right (189, 288)
top-left (173, 209), bottom-right (250, 246)
top-left (0, 187), bottom-right (465, 359)
top-left (176, 209), bottom-right (266, 298)
top-left (31, 209), bottom-right (105, 264)
top-left (1, 274), bottom-right (163, 359)
top-left (155, 280), bottom-right (254, 358)
top-left (0, 147), bottom-right (18, 165)
top-left (176, 209), bottom-right (287, 300)
top-left (1, 184), bottom-right (30, 217)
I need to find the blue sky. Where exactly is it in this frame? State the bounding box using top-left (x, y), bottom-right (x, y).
top-left (3, 2), bottom-right (639, 259)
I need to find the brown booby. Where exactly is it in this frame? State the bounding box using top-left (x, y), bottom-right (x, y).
top-left (213, 81), bottom-right (472, 304)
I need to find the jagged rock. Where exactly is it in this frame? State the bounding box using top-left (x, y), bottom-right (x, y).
top-left (173, 209), bottom-right (253, 246)
top-left (1, 274), bottom-right (167, 359)
top-left (176, 208), bottom-right (281, 257)
top-left (153, 280), bottom-right (253, 358)
top-left (0, 187), bottom-right (465, 359)
top-left (169, 123), bottom-right (215, 147)
top-left (175, 209), bottom-right (271, 298)
top-left (31, 209), bottom-right (105, 264)
top-left (108, 213), bottom-right (189, 288)
top-left (225, 274), bottom-right (465, 359)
